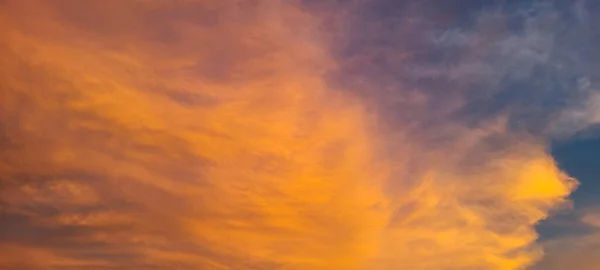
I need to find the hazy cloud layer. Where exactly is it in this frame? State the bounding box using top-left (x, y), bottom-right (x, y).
top-left (0, 0), bottom-right (593, 269)
top-left (533, 207), bottom-right (600, 270)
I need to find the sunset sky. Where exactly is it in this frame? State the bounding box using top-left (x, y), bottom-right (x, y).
top-left (1, 0), bottom-right (599, 269)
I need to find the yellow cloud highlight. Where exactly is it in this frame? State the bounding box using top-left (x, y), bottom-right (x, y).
top-left (0, 1), bottom-right (575, 270)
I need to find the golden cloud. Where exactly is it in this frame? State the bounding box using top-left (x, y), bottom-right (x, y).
top-left (0, 1), bottom-right (576, 269)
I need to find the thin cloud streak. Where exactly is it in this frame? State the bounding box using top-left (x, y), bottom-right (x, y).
top-left (533, 207), bottom-right (600, 270)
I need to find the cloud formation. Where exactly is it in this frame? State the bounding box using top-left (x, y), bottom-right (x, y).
top-left (533, 208), bottom-right (600, 270)
top-left (0, 0), bottom-right (585, 269)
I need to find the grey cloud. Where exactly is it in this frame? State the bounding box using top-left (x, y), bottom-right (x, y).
top-left (331, 0), bottom-right (597, 142)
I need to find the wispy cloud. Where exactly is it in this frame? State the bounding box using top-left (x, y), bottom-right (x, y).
top-left (533, 207), bottom-right (600, 270)
top-left (0, 0), bottom-right (590, 269)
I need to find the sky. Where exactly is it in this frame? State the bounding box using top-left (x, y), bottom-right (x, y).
top-left (0, 0), bottom-right (599, 269)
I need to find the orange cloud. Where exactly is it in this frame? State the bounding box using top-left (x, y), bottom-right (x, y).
top-left (0, 1), bottom-right (576, 269)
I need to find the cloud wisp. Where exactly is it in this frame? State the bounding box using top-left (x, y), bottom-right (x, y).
top-left (0, 0), bottom-right (589, 269)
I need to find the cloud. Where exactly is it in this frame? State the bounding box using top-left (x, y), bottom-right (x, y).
top-left (582, 211), bottom-right (600, 228)
top-left (548, 87), bottom-right (600, 139)
top-left (533, 208), bottom-right (600, 270)
top-left (0, 0), bottom-right (584, 269)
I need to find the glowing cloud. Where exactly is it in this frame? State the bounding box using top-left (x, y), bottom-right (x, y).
top-left (0, 1), bottom-right (578, 269)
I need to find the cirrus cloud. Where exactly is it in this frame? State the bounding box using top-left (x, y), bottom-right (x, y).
top-left (0, 0), bottom-right (585, 269)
